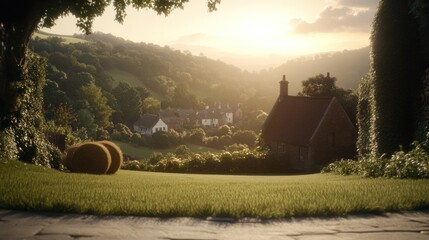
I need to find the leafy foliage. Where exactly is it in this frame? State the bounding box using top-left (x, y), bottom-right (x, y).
top-left (356, 73), bottom-right (378, 157)
top-left (122, 148), bottom-right (296, 174)
top-left (299, 73), bottom-right (358, 124)
top-left (369, 0), bottom-right (427, 156)
top-left (322, 142), bottom-right (429, 179)
top-left (1, 52), bottom-right (62, 167)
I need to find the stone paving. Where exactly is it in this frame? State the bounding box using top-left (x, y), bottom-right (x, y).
top-left (1, 209), bottom-right (429, 240)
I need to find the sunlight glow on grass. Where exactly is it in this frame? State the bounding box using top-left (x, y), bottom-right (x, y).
top-left (1, 160), bottom-right (428, 218)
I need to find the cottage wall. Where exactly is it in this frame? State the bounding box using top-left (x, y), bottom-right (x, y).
top-left (309, 100), bottom-right (356, 170)
top-left (268, 141), bottom-right (309, 171)
top-left (151, 119), bottom-right (168, 134)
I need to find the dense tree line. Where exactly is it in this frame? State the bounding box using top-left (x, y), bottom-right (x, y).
top-left (357, 0), bottom-right (429, 157)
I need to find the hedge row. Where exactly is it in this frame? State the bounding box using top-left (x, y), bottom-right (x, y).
top-left (322, 142), bottom-right (429, 179)
top-left (122, 148), bottom-right (291, 174)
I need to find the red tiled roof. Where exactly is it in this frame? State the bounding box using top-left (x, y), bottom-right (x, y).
top-left (262, 95), bottom-right (334, 146)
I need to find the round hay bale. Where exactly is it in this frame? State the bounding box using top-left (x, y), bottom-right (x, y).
top-left (63, 145), bottom-right (80, 171)
top-left (98, 141), bottom-right (123, 174)
top-left (70, 142), bottom-right (111, 174)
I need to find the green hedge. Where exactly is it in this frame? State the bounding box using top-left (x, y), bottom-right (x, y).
top-left (322, 142), bottom-right (429, 179)
top-left (122, 148), bottom-right (291, 174)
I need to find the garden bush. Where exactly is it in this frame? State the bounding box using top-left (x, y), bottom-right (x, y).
top-left (322, 142), bottom-right (429, 178)
top-left (122, 148), bottom-right (276, 174)
top-left (122, 160), bottom-right (144, 170)
top-left (0, 127), bottom-right (18, 162)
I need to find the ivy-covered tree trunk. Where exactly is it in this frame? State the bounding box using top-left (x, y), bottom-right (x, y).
top-left (356, 72), bottom-right (378, 157)
top-left (371, 0), bottom-right (427, 156)
top-left (0, 4), bottom-right (42, 129)
top-left (0, 6), bottom-right (56, 166)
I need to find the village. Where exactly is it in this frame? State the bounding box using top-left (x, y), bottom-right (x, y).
top-left (133, 103), bottom-right (243, 135)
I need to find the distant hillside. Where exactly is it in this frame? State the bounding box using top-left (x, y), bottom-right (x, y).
top-left (30, 31), bottom-right (370, 113)
top-left (263, 47), bottom-right (370, 95)
top-left (33, 31), bottom-right (87, 44)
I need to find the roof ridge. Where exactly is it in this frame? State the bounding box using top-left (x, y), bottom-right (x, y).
top-left (285, 95), bottom-right (334, 100)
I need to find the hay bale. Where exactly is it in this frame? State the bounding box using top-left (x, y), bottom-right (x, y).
top-left (70, 142), bottom-right (111, 174)
top-left (63, 145), bottom-right (80, 171)
top-left (98, 141), bottom-right (123, 174)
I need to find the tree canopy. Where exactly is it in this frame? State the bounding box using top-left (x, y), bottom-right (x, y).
top-left (0, 0), bottom-right (220, 166)
top-left (299, 73), bottom-right (358, 124)
top-left (0, 0), bottom-right (220, 125)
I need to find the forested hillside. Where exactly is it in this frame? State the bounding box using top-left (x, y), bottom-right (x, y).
top-left (29, 31), bottom-right (369, 133)
top-left (261, 47), bottom-right (370, 95)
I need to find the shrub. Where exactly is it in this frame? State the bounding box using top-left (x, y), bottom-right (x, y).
top-left (70, 142), bottom-right (111, 174)
top-left (150, 130), bottom-right (182, 148)
top-left (175, 145), bottom-right (191, 157)
top-left (384, 143), bottom-right (429, 178)
top-left (131, 133), bottom-right (143, 145)
top-left (216, 125), bottom-right (232, 136)
top-left (188, 128), bottom-right (205, 144)
top-left (0, 127), bottom-right (18, 162)
top-left (48, 145), bottom-right (64, 170)
top-left (322, 142), bottom-right (429, 178)
top-left (232, 130), bottom-right (258, 147)
top-left (225, 144), bottom-right (249, 152)
top-left (112, 123), bottom-right (133, 142)
top-left (148, 152), bottom-right (164, 165)
top-left (122, 160), bottom-right (142, 170)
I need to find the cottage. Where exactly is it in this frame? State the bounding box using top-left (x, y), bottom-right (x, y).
top-left (159, 110), bottom-right (181, 131)
top-left (196, 109), bottom-right (220, 128)
top-left (133, 114), bottom-right (168, 135)
top-left (262, 75), bottom-right (356, 172)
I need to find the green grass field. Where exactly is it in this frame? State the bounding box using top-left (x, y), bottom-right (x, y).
top-left (32, 32), bottom-right (87, 44)
top-left (113, 141), bottom-right (220, 160)
top-left (105, 69), bottom-right (163, 99)
top-left (1, 160), bottom-right (428, 218)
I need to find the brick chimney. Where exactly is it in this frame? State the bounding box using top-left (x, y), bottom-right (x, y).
top-left (279, 74), bottom-right (289, 97)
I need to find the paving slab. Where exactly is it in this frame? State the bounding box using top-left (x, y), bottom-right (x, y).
top-left (1, 209), bottom-right (429, 240)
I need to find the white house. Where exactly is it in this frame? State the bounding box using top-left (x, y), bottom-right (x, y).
top-left (225, 112), bottom-right (233, 124)
top-left (133, 114), bottom-right (168, 135)
top-left (197, 109), bottom-right (220, 128)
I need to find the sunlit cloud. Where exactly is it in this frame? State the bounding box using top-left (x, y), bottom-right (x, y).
top-left (290, 0), bottom-right (377, 34)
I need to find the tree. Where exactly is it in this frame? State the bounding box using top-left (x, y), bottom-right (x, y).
top-left (112, 83), bottom-right (142, 125)
top-left (170, 83), bottom-right (198, 109)
top-left (78, 82), bottom-right (113, 129)
top-left (369, 0), bottom-right (427, 156)
top-left (142, 97), bottom-right (161, 114)
top-left (0, 0), bottom-right (220, 128)
top-left (299, 73), bottom-right (358, 124)
top-left (299, 73), bottom-right (337, 97)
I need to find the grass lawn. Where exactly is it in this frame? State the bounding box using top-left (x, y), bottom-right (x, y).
top-left (112, 141), bottom-right (221, 160)
top-left (1, 160), bottom-right (429, 219)
top-left (105, 69), bottom-right (163, 99)
top-left (33, 32), bottom-right (87, 44)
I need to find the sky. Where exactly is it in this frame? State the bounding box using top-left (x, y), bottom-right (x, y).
top-left (42, 0), bottom-right (378, 71)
